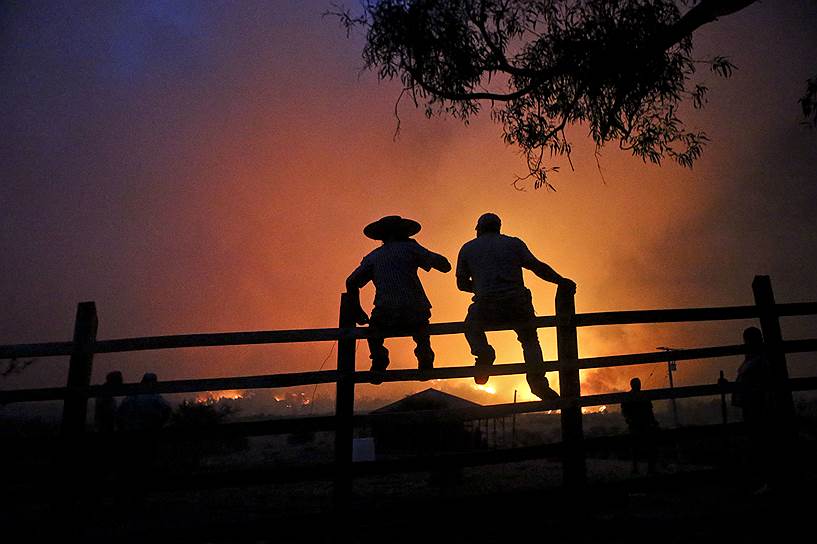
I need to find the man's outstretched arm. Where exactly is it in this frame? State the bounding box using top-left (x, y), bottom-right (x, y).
top-left (529, 259), bottom-right (565, 284)
top-left (530, 260), bottom-right (576, 292)
top-left (429, 252), bottom-right (452, 273)
top-left (518, 241), bottom-right (576, 291)
top-left (415, 241), bottom-right (451, 274)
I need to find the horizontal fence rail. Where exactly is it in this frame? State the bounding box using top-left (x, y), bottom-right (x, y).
top-left (8, 377), bottom-right (817, 442)
top-left (1, 275), bottom-right (816, 499)
top-left (5, 338), bottom-right (817, 405)
top-left (4, 302), bottom-right (815, 361)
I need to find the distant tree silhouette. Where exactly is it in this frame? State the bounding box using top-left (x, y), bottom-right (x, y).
top-left (170, 399), bottom-right (245, 468)
top-left (172, 398), bottom-right (236, 428)
top-left (333, 0), bottom-right (813, 189)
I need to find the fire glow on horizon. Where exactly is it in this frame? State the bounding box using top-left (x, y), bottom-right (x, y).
top-left (473, 384), bottom-right (496, 395)
top-left (195, 390), bottom-right (245, 403)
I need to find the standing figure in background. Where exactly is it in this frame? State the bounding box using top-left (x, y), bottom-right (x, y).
top-left (733, 326), bottom-right (774, 493)
top-left (93, 370), bottom-right (124, 498)
top-left (621, 377), bottom-right (659, 475)
top-left (456, 212), bottom-right (575, 400)
top-left (94, 370), bottom-right (123, 433)
top-left (117, 372), bottom-right (172, 431)
top-left (114, 372), bottom-right (173, 518)
top-left (734, 327), bottom-right (772, 425)
top-left (346, 215), bottom-right (451, 384)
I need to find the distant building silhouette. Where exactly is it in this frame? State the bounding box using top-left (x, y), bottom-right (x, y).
top-left (369, 388), bottom-right (483, 455)
top-left (370, 388), bottom-right (486, 486)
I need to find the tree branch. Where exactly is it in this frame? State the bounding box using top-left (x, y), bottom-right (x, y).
top-left (470, 10), bottom-right (529, 78)
top-left (405, 64), bottom-right (538, 102)
top-left (660, 0), bottom-right (758, 50)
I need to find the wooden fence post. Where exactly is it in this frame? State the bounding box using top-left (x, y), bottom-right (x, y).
top-left (61, 301), bottom-right (98, 436)
top-left (556, 285), bottom-right (586, 489)
top-left (752, 275), bottom-right (795, 419)
top-left (334, 292), bottom-right (357, 507)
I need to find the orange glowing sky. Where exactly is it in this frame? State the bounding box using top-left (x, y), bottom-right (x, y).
top-left (2, 1), bottom-right (816, 408)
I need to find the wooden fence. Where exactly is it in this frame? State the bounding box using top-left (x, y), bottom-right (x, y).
top-left (2, 275), bottom-right (817, 502)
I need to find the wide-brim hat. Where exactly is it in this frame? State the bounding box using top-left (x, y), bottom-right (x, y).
top-left (363, 215), bottom-right (421, 241)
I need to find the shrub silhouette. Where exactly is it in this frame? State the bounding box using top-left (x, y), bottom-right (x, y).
top-left (169, 399), bottom-right (247, 468)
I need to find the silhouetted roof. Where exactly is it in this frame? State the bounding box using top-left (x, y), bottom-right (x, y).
top-left (371, 388), bottom-right (482, 414)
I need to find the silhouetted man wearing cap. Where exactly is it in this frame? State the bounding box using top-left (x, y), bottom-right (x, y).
top-left (347, 215), bottom-right (451, 383)
top-left (456, 213), bottom-right (575, 400)
top-left (621, 377), bottom-right (658, 474)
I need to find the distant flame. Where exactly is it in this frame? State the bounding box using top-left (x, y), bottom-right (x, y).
top-left (271, 392), bottom-right (311, 408)
top-left (473, 384), bottom-right (496, 395)
top-left (195, 390), bottom-right (244, 403)
top-left (581, 405), bottom-right (608, 414)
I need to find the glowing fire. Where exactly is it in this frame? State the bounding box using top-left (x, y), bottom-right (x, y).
top-left (581, 405), bottom-right (608, 414)
top-left (195, 390), bottom-right (244, 403)
top-left (473, 384), bottom-right (497, 395)
top-left (272, 392), bottom-right (311, 408)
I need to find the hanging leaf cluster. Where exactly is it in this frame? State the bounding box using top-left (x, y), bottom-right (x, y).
top-left (333, 0), bottom-right (752, 188)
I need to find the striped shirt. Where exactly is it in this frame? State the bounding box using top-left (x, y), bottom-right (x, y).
top-left (456, 233), bottom-right (540, 300)
top-left (347, 240), bottom-right (441, 310)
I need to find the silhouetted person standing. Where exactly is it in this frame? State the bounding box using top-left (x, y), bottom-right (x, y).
top-left (115, 372), bottom-right (172, 521)
top-left (347, 216), bottom-right (451, 383)
top-left (94, 370), bottom-right (123, 433)
top-left (456, 213), bottom-right (575, 399)
top-left (733, 326), bottom-right (775, 493)
top-left (117, 372), bottom-right (172, 431)
top-left (93, 370), bottom-right (124, 506)
top-left (734, 327), bottom-right (773, 427)
top-left (621, 377), bottom-right (658, 475)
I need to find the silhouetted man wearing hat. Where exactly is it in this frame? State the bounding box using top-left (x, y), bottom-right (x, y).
top-left (347, 215), bottom-right (451, 383)
top-left (456, 213), bottom-right (575, 400)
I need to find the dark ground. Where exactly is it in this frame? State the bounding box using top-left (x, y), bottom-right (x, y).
top-left (78, 463), bottom-right (814, 544)
top-left (6, 447), bottom-right (815, 544)
top-left (5, 408), bottom-right (817, 543)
